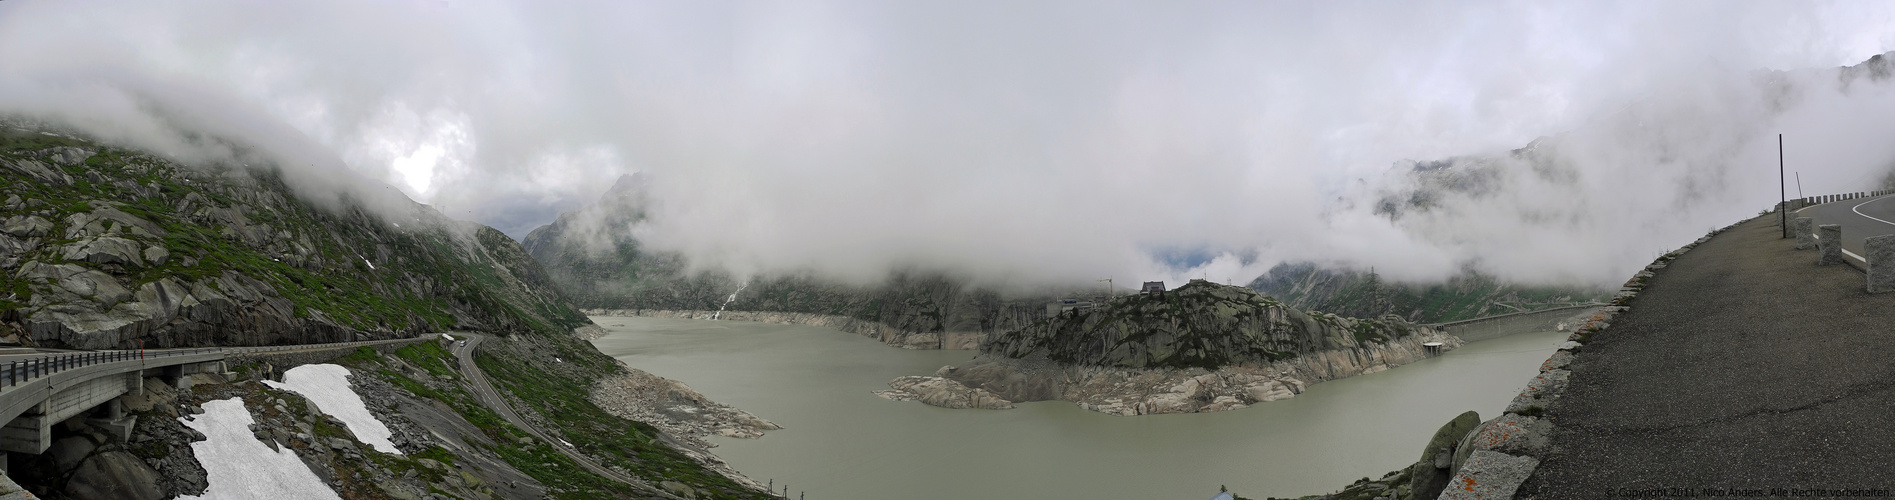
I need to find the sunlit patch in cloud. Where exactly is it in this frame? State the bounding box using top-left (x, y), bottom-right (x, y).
top-left (344, 102), bottom-right (473, 203)
top-left (391, 144), bottom-right (443, 195)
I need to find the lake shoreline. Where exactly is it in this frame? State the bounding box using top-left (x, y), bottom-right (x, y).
top-left (886, 331), bottom-right (1464, 415)
top-left (587, 314), bottom-right (1570, 500)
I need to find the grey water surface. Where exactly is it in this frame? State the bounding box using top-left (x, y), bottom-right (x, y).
top-left (589, 316), bottom-right (1566, 500)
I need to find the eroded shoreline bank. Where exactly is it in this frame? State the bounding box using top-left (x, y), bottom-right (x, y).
top-left (881, 331), bottom-right (1465, 415)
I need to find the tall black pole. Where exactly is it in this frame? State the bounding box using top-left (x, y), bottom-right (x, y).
top-left (1780, 134), bottom-right (1787, 239)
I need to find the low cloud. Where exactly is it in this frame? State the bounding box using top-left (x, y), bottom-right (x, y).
top-left (4, 1), bottom-right (1895, 289)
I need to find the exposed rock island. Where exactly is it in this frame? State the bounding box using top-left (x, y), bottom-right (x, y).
top-left (880, 280), bottom-right (1461, 415)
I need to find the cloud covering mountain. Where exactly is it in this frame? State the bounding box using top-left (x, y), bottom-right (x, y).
top-left (4, 1), bottom-right (1895, 289)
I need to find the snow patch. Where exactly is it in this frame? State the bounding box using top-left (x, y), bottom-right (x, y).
top-left (179, 398), bottom-right (340, 500)
top-left (262, 364), bottom-right (403, 454)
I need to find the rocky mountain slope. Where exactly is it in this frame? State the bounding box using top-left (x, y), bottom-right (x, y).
top-left (523, 174), bottom-right (1060, 349)
top-left (1249, 262), bottom-right (1606, 324)
top-left (0, 128), bottom-right (587, 348)
top-left (884, 280), bottom-right (1461, 415)
top-left (0, 127), bottom-right (775, 499)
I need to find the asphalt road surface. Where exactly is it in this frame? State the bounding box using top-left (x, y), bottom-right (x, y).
top-left (452, 334), bottom-right (684, 500)
top-left (1519, 216), bottom-right (1895, 496)
top-left (1787, 194), bottom-right (1895, 266)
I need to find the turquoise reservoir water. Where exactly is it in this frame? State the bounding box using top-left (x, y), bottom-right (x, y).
top-left (589, 316), bottom-right (1566, 500)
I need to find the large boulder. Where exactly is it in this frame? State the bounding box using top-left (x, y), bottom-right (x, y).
top-left (63, 450), bottom-right (165, 500)
top-left (1453, 414), bottom-right (1553, 472)
top-left (62, 237), bottom-right (146, 267)
top-left (0, 233), bottom-right (33, 269)
top-left (41, 146), bottom-right (95, 167)
top-left (86, 208), bottom-right (164, 238)
top-left (2, 215), bottom-right (52, 237)
top-left (1409, 410), bottom-right (1481, 499)
top-left (0, 157), bottom-right (73, 186)
top-left (18, 262), bottom-right (131, 308)
top-left (48, 435), bottom-right (97, 472)
top-left (1437, 451), bottom-right (1540, 500)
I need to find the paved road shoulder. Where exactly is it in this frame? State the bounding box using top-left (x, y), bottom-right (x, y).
top-left (1521, 216), bottom-right (1895, 495)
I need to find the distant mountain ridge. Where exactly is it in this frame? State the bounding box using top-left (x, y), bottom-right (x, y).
top-left (522, 174), bottom-right (1072, 348)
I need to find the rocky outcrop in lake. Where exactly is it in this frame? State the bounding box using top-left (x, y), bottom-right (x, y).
top-left (888, 280), bottom-right (1460, 415)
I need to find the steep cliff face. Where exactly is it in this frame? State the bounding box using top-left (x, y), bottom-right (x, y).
top-left (523, 176), bottom-right (1056, 348)
top-left (0, 129), bottom-right (589, 349)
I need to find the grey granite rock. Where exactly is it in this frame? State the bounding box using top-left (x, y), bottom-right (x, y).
top-left (64, 451), bottom-right (164, 500)
top-left (1435, 451), bottom-right (1539, 500)
top-left (1869, 235), bottom-right (1895, 293)
top-left (1539, 351), bottom-right (1575, 372)
top-left (142, 246), bottom-right (169, 267)
top-left (1819, 224), bottom-right (1844, 266)
top-left (1411, 411), bottom-right (1481, 500)
top-left (0, 156), bottom-right (73, 186)
top-left (2, 215), bottom-right (52, 237)
top-left (1504, 369), bottom-right (1569, 415)
top-left (1461, 414), bottom-right (1552, 456)
top-left (62, 236), bottom-right (146, 267)
top-left (1794, 217), bottom-right (1814, 249)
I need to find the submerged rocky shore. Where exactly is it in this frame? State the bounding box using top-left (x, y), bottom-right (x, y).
top-left (588, 364), bottom-right (782, 450)
top-left (881, 280), bottom-right (1461, 415)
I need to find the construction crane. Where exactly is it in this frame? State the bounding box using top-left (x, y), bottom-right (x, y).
top-left (1098, 277), bottom-right (1113, 301)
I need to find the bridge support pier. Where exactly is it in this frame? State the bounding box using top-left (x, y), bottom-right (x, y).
top-left (1794, 217), bottom-right (1815, 250)
top-left (1868, 235), bottom-right (1895, 294)
top-left (157, 360), bottom-right (231, 391)
top-left (1818, 225), bottom-right (1844, 266)
top-left (0, 370), bottom-right (140, 454)
top-left (0, 405), bottom-right (50, 455)
top-left (84, 398), bottom-right (135, 444)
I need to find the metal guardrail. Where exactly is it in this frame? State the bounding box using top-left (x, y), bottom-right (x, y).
top-left (0, 348), bottom-right (216, 388)
top-left (0, 337), bottom-right (429, 390)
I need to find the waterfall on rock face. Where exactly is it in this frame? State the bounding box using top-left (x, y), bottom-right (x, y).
top-left (712, 281), bottom-right (748, 320)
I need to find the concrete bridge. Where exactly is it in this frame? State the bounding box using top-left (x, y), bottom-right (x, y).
top-left (0, 337), bottom-right (431, 470)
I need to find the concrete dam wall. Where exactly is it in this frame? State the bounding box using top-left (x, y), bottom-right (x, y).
top-left (1433, 304), bottom-right (1605, 343)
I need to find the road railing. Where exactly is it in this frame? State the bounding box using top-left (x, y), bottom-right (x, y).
top-left (1781, 190), bottom-right (1895, 212)
top-left (0, 348), bottom-right (219, 389)
top-left (0, 337), bottom-right (431, 391)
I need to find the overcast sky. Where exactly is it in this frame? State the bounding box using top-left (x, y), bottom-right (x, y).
top-left (4, 1), bottom-right (1895, 289)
